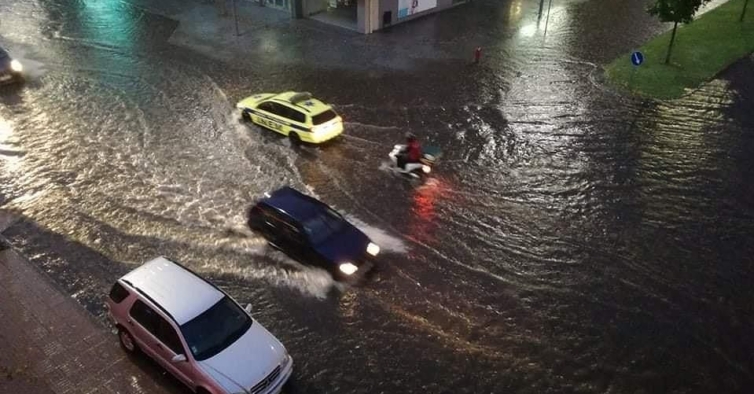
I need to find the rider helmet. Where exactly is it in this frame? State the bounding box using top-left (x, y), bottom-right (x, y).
top-left (405, 132), bottom-right (417, 143)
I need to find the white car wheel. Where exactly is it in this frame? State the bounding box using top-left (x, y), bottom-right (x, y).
top-left (118, 327), bottom-right (138, 353)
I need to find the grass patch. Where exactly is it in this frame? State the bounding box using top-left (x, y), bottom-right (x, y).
top-left (605, 0), bottom-right (754, 99)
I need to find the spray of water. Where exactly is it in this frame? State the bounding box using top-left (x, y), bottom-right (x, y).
top-left (340, 212), bottom-right (408, 254)
top-left (4, 48), bottom-right (47, 80)
top-left (202, 245), bottom-right (343, 299)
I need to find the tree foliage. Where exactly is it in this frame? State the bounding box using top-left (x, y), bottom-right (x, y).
top-left (647, 0), bottom-right (710, 24)
top-left (647, 0), bottom-right (711, 64)
top-left (742, 0), bottom-right (750, 22)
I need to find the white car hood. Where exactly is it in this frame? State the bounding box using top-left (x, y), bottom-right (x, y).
top-left (199, 319), bottom-right (286, 392)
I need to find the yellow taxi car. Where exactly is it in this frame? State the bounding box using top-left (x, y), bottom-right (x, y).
top-left (236, 91), bottom-right (344, 144)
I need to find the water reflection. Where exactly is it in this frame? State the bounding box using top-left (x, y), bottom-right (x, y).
top-left (516, 4), bottom-right (570, 43)
top-left (406, 179), bottom-right (443, 245)
top-left (635, 79), bottom-right (735, 228)
top-left (0, 117), bottom-right (25, 174)
top-left (506, 0), bottom-right (525, 24)
top-left (2, 0), bottom-right (754, 392)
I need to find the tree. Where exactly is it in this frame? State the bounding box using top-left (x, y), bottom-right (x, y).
top-left (742, 0), bottom-right (750, 22)
top-left (647, 0), bottom-right (711, 64)
top-left (215, 0), bottom-right (228, 17)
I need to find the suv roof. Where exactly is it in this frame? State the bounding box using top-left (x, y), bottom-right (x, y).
top-left (262, 187), bottom-right (329, 222)
top-left (121, 257), bottom-right (224, 325)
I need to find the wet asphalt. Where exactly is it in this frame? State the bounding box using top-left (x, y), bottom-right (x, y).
top-left (0, 0), bottom-right (753, 393)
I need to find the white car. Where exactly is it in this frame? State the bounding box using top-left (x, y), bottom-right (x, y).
top-left (106, 257), bottom-right (292, 394)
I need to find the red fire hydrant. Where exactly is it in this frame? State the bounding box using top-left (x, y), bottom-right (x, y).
top-left (474, 47), bottom-right (482, 64)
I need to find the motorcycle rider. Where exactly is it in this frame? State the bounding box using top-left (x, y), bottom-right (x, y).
top-left (398, 133), bottom-right (422, 171)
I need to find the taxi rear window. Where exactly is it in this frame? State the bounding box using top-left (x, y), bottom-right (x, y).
top-left (312, 110), bottom-right (337, 125)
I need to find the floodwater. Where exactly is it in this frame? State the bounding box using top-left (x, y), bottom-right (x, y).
top-left (1, 0), bottom-right (752, 393)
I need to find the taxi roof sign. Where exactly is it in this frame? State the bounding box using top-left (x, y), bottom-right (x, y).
top-left (290, 92), bottom-right (313, 104)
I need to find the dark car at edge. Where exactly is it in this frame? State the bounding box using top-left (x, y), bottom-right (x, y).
top-left (247, 187), bottom-right (381, 280)
top-left (0, 47), bottom-right (24, 85)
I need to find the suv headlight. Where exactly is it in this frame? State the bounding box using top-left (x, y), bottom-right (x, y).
top-left (339, 262), bottom-right (358, 275)
top-left (366, 242), bottom-right (380, 256)
top-left (10, 59), bottom-right (23, 73)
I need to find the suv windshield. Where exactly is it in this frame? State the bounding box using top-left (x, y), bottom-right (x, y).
top-left (180, 296), bottom-right (252, 361)
top-left (303, 208), bottom-right (345, 244)
top-left (312, 110), bottom-right (337, 125)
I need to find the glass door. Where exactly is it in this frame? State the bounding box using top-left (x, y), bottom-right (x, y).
top-left (267, 0), bottom-right (288, 10)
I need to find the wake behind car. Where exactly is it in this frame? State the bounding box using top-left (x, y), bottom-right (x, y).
top-left (106, 256), bottom-right (292, 394)
top-left (236, 91), bottom-right (343, 144)
top-left (248, 187), bottom-right (380, 279)
top-left (0, 47), bottom-right (24, 85)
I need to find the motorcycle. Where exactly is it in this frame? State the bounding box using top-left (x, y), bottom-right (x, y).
top-left (388, 144), bottom-right (442, 179)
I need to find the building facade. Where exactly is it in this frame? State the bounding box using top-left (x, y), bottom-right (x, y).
top-left (368, 0), bottom-right (466, 33)
top-left (260, 0), bottom-right (466, 34)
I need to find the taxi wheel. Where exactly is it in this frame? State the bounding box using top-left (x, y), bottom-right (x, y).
top-left (288, 132), bottom-right (301, 145)
top-left (241, 111), bottom-right (251, 122)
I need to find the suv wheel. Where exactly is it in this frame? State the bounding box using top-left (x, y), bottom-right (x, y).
top-left (118, 327), bottom-right (139, 354)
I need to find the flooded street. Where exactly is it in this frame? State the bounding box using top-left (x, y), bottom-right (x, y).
top-left (1, 0), bottom-right (753, 393)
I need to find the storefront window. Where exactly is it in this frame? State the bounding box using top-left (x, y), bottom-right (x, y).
top-left (266, 0), bottom-right (289, 10)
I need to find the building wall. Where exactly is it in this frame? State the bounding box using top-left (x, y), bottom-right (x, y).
top-left (301, 0), bottom-right (327, 16)
top-left (377, 0), bottom-right (462, 30)
top-left (357, 0), bottom-right (382, 34)
top-left (295, 0), bottom-right (462, 33)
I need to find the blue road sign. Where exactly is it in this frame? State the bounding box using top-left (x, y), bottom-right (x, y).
top-left (631, 51), bottom-right (644, 66)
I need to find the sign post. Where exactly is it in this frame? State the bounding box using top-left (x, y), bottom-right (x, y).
top-left (233, 0), bottom-right (240, 37)
top-left (543, 0), bottom-right (554, 37)
top-left (629, 51), bottom-right (644, 89)
top-left (538, 0), bottom-right (545, 19)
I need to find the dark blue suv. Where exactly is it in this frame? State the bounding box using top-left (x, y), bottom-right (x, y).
top-left (247, 187), bottom-right (380, 279)
top-left (0, 47), bottom-right (24, 85)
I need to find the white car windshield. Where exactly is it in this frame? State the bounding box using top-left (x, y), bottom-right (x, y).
top-left (180, 296), bottom-right (252, 361)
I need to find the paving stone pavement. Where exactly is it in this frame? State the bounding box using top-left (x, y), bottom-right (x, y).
top-left (0, 233), bottom-right (183, 394)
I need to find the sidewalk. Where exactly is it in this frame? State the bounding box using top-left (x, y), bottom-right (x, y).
top-left (166, 0), bottom-right (376, 69)
top-left (125, 0), bottom-right (472, 71)
top-left (0, 217), bottom-right (181, 394)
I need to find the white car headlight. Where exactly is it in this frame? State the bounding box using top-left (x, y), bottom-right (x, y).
top-left (422, 165), bottom-right (431, 174)
top-left (10, 59), bottom-right (23, 73)
top-left (339, 262), bottom-right (358, 275)
top-left (366, 242), bottom-right (380, 256)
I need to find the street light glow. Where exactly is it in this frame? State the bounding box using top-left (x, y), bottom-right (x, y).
top-left (520, 24), bottom-right (538, 37)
